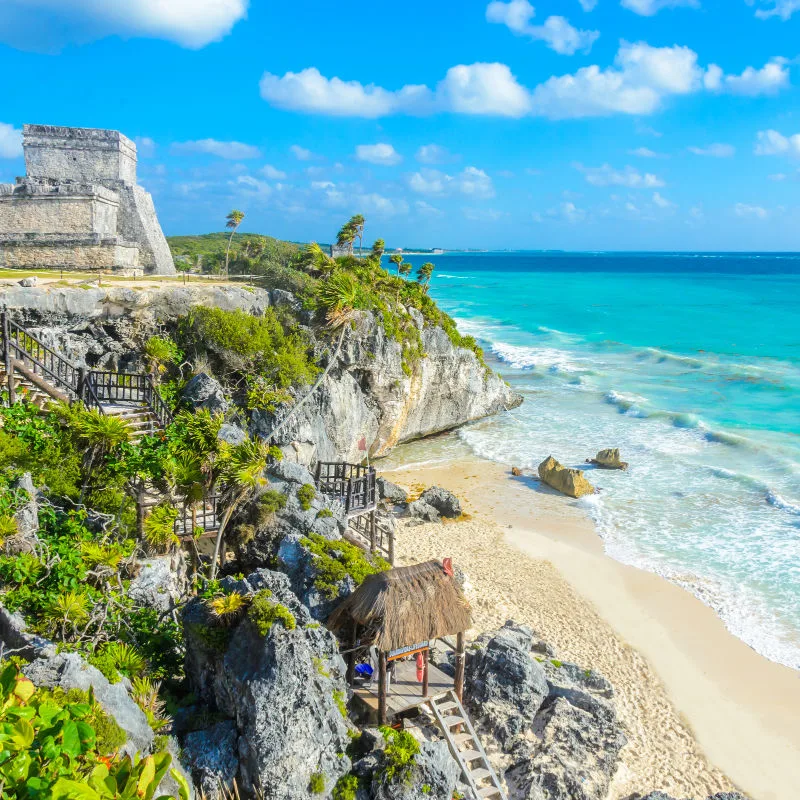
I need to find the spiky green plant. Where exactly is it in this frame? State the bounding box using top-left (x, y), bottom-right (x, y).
top-left (80, 542), bottom-right (123, 571)
top-left (143, 503), bottom-right (179, 554)
top-left (0, 514), bottom-right (18, 543)
top-left (131, 675), bottom-right (168, 731)
top-left (206, 592), bottom-right (249, 625)
top-left (101, 641), bottom-right (146, 678)
top-left (44, 591), bottom-right (91, 637)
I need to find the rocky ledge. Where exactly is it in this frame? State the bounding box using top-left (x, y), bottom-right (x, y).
top-left (2, 283), bottom-right (520, 463)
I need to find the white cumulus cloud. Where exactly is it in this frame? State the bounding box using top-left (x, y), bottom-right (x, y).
top-left (575, 162), bottom-right (665, 187)
top-left (652, 191), bottom-right (676, 208)
top-left (704, 58), bottom-right (789, 95)
top-left (688, 143), bottom-right (736, 157)
top-left (0, 123), bottom-right (23, 158)
top-left (355, 143), bottom-right (402, 165)
top-left (0, 0), bottom-right (247, 51)
top-left (735, 203), bottom-right (769, 219)
top-left (754, 129), bottom-right (800, 156)
top-left (135, 137), bottom-right (156, 158)
top-left (171, 139), bottom-right (260, 159)
top-left (261, 164), bottom-right (287, 180)
top-left (486, 0), bottom-right (599, 55)
top-left (290, 145), bottom-right (314, 161)
top-left (752, 0), bottom-right (800, 20)
top-left (628, 147), bottom-right (667, 158)
top-left (437, 63), bottom-right (532, 116)
top-left (621, 0), bottom-right (698, 15)
top-left (579, 0), bottom-right (599, 9)
top-left (408, 167), bottom-right (495, 198)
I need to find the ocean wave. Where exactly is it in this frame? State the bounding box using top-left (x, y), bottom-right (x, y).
top-left (490, 342), bottom-right (586, 374)
top-left (767, 490), bottom-right (800, 517)
top-left (604, 390), bottom-right (649, 417)
top-left (637, 347), bottom-right (705, 369)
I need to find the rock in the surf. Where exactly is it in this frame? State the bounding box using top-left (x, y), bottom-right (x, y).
top-left (538, 456), bottom-right (595, 499)
top-left (588, 448), bottom-right (629, 471)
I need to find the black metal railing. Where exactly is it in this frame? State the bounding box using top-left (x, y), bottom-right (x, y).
top-left (175, 494), bottom-right (221, 539)
top-left (83, 371), bottom-right (173, 428)
top-left (314, 462), bottom-right (377, 515)
top-left (1, 311), bottom-right (81, 398)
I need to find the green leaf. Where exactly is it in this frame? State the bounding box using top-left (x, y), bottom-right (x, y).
top-left (51, 777), bottom-right (103, 799)
top-left (4, 749), bottom-right (32, 783)
top-left (169, 767), bottom-right (191, 800)
top-left (11, 718), bottom-right (35, 748)
top-left (76, 721), bottom-right (96, 751)
top-left (61, 720), bottom-right (81, 758)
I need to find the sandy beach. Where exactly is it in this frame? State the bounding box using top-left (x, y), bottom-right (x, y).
top-left (381, 453), bottom-right (800, 800)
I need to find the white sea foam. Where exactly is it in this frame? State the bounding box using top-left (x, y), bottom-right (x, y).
top-left (767, 490), bottom-right (800, 517)
top-left (490, 342), bottom-right (584, 374)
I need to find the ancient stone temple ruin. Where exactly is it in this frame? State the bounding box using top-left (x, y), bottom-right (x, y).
top-left (0, 124), bottom-right (175, 274)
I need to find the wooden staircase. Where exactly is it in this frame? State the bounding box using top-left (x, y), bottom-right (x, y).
top-left (102, 404), bottom-right (163, 443)
top-left (429, 691), bottom-right (507, 800)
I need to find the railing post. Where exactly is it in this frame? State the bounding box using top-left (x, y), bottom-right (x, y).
top-left (388, 526), bottom-right (395, 566)
top-left (345, 478), bottom-right (353, 515)
top-left (2, 311), bottom-right (14, 406)
top-left (77, 367), bottom-right (87, 404)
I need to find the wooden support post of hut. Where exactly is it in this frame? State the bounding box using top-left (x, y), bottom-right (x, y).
top-left (329, 560), bottom-right (471, 724)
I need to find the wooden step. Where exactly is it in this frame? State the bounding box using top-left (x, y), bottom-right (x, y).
top-left (437, 700), bottom-right (459, 713)
top-left (442, 715), bottom-right (465, 728)
top-left (477, 788), bottom-right (502, 798)
top-left (458, 749), bottom-right (482, 763)
top-left (470, 768), bottom-right (491, 782)
top-left (453, 733), bottom-right (473, 745)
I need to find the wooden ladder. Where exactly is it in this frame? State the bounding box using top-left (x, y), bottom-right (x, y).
top-left (429, 690), bottom-right (507, 800)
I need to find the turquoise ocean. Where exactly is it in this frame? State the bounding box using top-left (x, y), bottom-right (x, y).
top-left (400, 252), bottom-right (800, 670)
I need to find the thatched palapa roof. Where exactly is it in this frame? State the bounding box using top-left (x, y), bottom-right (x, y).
top-left (328, 560), bottom-right (472, 652)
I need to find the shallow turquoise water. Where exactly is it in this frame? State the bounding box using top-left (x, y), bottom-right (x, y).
top-left (401, 252), bottom-right (800, 669)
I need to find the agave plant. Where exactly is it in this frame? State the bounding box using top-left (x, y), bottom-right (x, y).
top-left (80, 542), bottom-right (123, 571)
top-left (101, 641), bottom-right (147, 678)
top-left (131, 675), bottom-right (169, 731)
top-left (45, 591), bottom-right (91, 638)
top-left (206, 591), bottom-right (249, 625)
top-left (0, 514), bottom-right (18, 545)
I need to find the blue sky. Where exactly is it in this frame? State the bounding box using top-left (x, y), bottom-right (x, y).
top-left (1, 0), bottom-right (800, 251)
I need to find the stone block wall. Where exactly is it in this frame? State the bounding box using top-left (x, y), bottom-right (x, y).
top-left (23, 125), bottom-right (137, 185)
top-left (0, 236), bottom-right (139, 270)
top-left (0, 185), bottom-right (119, 237)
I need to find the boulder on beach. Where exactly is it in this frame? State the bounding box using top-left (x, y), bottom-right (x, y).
top-left (588, 448), bottom-right (629, 471)
top-left (420, 486), bottom-right (462, 518)
top-left (511, 466), bottom-right (524, 477)
top-left (538, 456), bottom-right (595, 499)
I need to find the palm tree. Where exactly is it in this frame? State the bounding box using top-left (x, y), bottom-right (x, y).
top-left (224, 210), bottom-right (245, 278)
top-left (73, 408), bottom-right (132, 496)
top-left (336, 221), bottom-right (356, 255)
top-left (389, 254), bottom-right (403, 275)
top-left (399, 262), bottom-right (412, 278)
top-left (416, 262), bottom-right (434, 292)
top-left (209, 438), bottom-right (273, 579)
top-left (350, 214), bottom-right (365, 256)
top-left (371, 239), bottom-right (385, 263)
top-left (172, 453), bottom-right (208, 577)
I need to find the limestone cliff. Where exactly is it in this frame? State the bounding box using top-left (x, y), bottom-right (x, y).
top-left (0, 283), bottom-right (520, 463)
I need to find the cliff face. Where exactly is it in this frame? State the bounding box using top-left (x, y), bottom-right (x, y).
top-left (1, 283), bottom-right (520, 463)
top-left (258, 308), bottom-right (519, 464)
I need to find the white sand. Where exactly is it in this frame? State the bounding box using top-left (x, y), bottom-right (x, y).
top-left (383, 456), bottom-right (800, 800)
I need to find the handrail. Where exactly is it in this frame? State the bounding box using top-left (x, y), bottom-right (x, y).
top-left (2, 313), bottom-right (81, 397)
top-left (315, 462), bottom-right (376, 515)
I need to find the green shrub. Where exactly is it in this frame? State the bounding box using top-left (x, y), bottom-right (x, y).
top-left (144, 335), bottom-right (182, 372)
top-left (297, 483), bottom-right (316, 511)
top-left (378, 726), bottom-right (420, 784)
top-left (316, 508), bottom-right (333, 519)
top-left (333, 689), bottom-right (347, 718)
top-left (0, 663), bottom-right (183, 799)
top-left (247, 589), bottom-right (296, 636)
top-left (247, 379), bottom-right (294, 413)
top-left (257, 489), bottom-right (287, 519)
top-left (309, 772), bottom-right (326, 794)
top-left (301, 533), bottom-right (390, 599)
top-left (176, 306), bottom-right (319, 388)
top-left (332, 774), bottom-right (359, 800)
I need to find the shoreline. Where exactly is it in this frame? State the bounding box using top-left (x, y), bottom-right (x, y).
top-left (381, 453), bottom-right (800, 800)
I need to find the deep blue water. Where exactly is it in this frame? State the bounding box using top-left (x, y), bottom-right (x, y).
top-left (399, 252), bottom-right (800, 669)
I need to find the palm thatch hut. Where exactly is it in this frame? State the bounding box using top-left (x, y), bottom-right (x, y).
top-left (329, 559), bottom-right (472, 723)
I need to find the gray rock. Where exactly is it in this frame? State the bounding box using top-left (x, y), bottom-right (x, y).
top-left (19, 276), bottom-right (38, 287)
top-left (129, 552), bottom-right (189, 615)
top-left (23, 652), bottom-right (153, 758)
top-left (157, 736), bottom-right (197, 800)
top-left (11, 473), bottom-right (39, 540)
top-left (420, 486), bottom-right (462, 518)
top-left (407, 499), bottom-right (440, 523)
top-left (508, 696), bottom-right (626, 800)
top-left (637, 794), bottom-right (750, 800)
top-left (377, 477), bottom-right (408, 505)
top-left (217, 423), bottom-right (247, 446)
top-left (0, 604), bottom-right (56, 660)
top-left (465, 622), bottom-right (548, 746)
top-left (183, 720), bottom-right (239, 800)
top-left (182, 373), bottom-right (229, 416)
top-left (271, 460), bottom-right (315, 486)
top-left (183, 573), bottom-right (352, 799)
